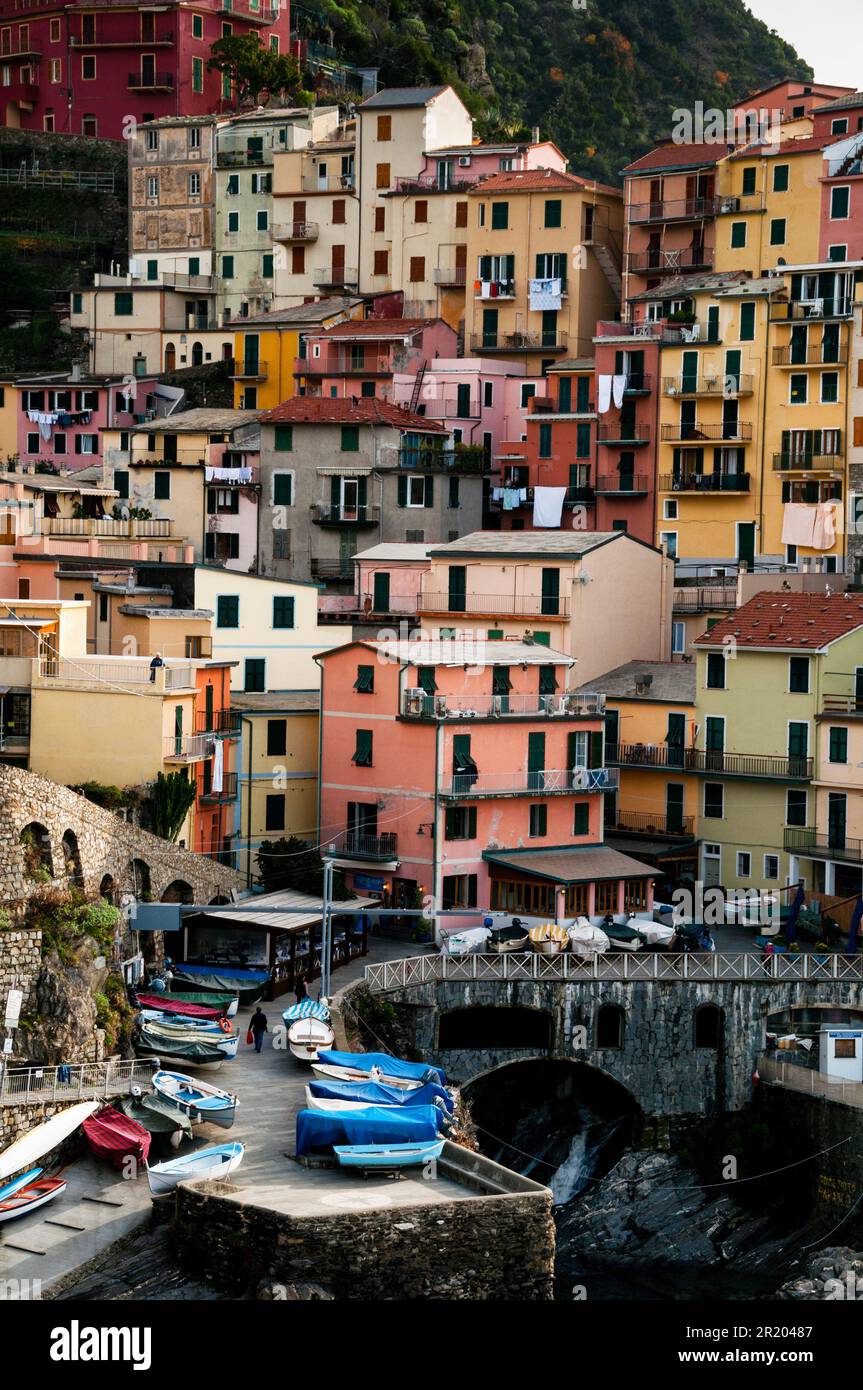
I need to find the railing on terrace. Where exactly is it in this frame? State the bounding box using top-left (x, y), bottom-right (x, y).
top-left (821, 696), bottom-right (863, 714)
top-left (36, 657), bottom-right (196, 687)
top-left (311, 558), bottom-right (353, 580)
top-left (605, 809), bottom-right (695, 836)
top-left (302, 175), bottom-right (356, 193)
top-left (594, 474), bottom-right (649, 494)
top-left (434, 266), bottom-right (468, 286)
top-left (365, 951), bottom-right (863, 991)
top-left (199, 771), bottom-right (239, 803)
top-left (772, 452), bottom-right (842, 472)
top-left (194, 709), bottom-right (242, 737)
top-left (686, 749), bottom-right (812, 779)
top-left (312, 266), bottom-right (359, 286)
top-left (628, 196), bottom-right (721, 223)
top-left (660, 322), bottom-right (722, 346)
top-left (156, 271), bottom-right (217, 292)
top-left (468, 331), bottom-right (568, 353)
top-left (662, 374), bottom-right (754, 395)
top-left (628, 248), bottom-right (714, 273)
top-left (672, 585), bottom-right (736, 612)
top-left (272, 222), bottom-right (319, 241)
top-left (41, 517), bottom-right (172, 538)
top-left (401, 691), bottom-right (606, 720)
top-left (0, 168), bottom-right (115, 192)
top-left (783, 827), bottom-right (863, 863)
top-left (660, 422), bottom-right (752, 442)
top-left (418, 591), bottom-right (571, 618)
top-left (297, 354), bottom-right (392, 376)
top-left (231, 358), bottom-right (269, 380)
top-left (596, 423), bottom-right (650, 443)
top-left (398, 447), bottom-right (487, 473)
top-left (128, 71), bottom-right (173, 89)
top-left (0, 1059), bottom-right (156, 1107)
top-left (440, 767), bottom-right (619, 798)
top-left (163, 665), bottom-right (196, 689)
top-left (392, 176), bottom-right (475, 195)
top-left (217, 148), bottom-right (271, 167)
top-left (311, 503), bottom-right (381, 525)
top-left (772, 345), bottom-right (848, 366)
top-left (163, 733), bottom-right (212, 761)
top-left (325, 831), bottom-right (399, 860)
top-left (758, 1053), bottom-right (863, 1106)
top-left (660, 472), bottom-right (751, 494)
top-left (771, 298), bottom-right (854, 321)
top-left (606, 742), bottom-right (687, 769)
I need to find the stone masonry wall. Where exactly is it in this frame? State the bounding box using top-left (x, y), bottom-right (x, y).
top-left (0, 927), bottom-right (41, 1021)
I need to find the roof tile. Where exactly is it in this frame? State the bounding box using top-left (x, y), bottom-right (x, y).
top-left (694, 592), bottom-right (863, 651)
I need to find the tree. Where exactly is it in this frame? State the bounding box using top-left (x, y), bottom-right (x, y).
top-left (257, 837), bottom-right (353, 899)
top-left (145, 772), bottom-right (197, 843)
top-left (207, 35), bottom-right (312, 108)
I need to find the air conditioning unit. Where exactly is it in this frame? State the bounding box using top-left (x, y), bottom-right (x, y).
top-left (405, 687), bottom-right (425, 716)
top-left (458, 155), bottom-right (471, 167)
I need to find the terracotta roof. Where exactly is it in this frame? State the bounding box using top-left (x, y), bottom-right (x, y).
top-left (310, 317), bottom-right (445, 339)
top-left (469, 169), bottom-right (620, 198)
top-left (728, 135), bottom-right (827, 160)
top-left (259, 397), bottom-right (446, 431)
top-left (623, 142), bottom-right (726, 174)
top-left (813, 91), bottom-right (863, 114)
top-left (693, 592), bottom-right (863, 651)
top-left (225, 297), bottom-right (361, 327)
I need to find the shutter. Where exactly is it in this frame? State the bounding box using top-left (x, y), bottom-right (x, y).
top-left (424, 475), bottom-right (434, 507)
top-left (330, 476), bottom-right (340, 508)
top-left (397, 474), bottom-right (408, 507)
top-left (854, 418), bottom-right (863, 448)
top-left (453, 733), bottom-right (471, 771)
top-left (358, 475), bottom-right (368, 506)
top-left (468, 807), bottom-right (477, 839)
top-left (588, 732), bottom-right (603, 768)
top-left (567, 731), bottom-right (578, 767)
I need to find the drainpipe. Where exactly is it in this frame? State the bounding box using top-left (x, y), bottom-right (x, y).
top-left (242, 714), bottom-right (253, 888)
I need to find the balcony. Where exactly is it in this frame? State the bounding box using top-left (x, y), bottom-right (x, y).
top-left (156, 271), bottom-right (217, 292)
top-left (660, 472), bottom-right (751, 494)
top-left (296, 353), bottom-right (392, 378)
top-left (311, 503), bottom-right (381, 527)
top-left (36, 657), bottom-right (196, 690)
top-left (302, 175), bottom-right (355, 194)
top-left (594, 474), bottom-right (649, 495)
top-left (623, 374), bottom-right (652, 395)
top-left (771, 299), bottom-right (854, 322)
top-left (663, 374), bottom-right (753, 397)
top-left (686, 749), bottom-right (812, 780)
top-left (401, 691), bottom-right (606, 720)
top-left (392, 176), bottom-right (474, 195)
top-left (312, 266), bottom-right (359, 288)
top-left (199, 772), bottom-right (239, 804)
top-left (772, 451), bottom-right (843, 472)
top-left (0, 41), bottom-right (42, 57)
top-left (219, 0), bottom-right (280, 22)
top-left (715, 194), bottom-right (764, 215)
top-left (418, 591), bottom-right (571, 619)
top-left (440, 766), bottom-right (619, 799)
top-left (272, 221), bottom-right (319, 242)
top-left (660, 322), bottom-right (722, 347)
top-left (627, 248), bottom-right (714, 275)
top-left (784, 827), bottom-right (863, 865)
top-left (127, 71), bottom-right (173, 90)
top-left (398, 446), bottom-right (487, 473)
top-left (772, 346), bottom-right (848, 367)
top-left (434, 266), bottom-right (468, 287)
top-left (163, 734), bottom-right (212, 763)
top-left (672, 585), bottom-right (737, 613)
top-left (820, 696), bottom-right (863, 716)
top-left (628, 196), bottom-right (721, 224)
top-left (217, 148), bottom-right (270, 168)
top-left (194, 709), bottom-right (242, 738)
top-left (606, 742), bottom-right (688, 770)
top-left (468, 331), bottom-right (568, 354)
top-left (606, 809), bottom-right (695, 837)
top-left (325, 831), bottom-right (399, 863)
top-left (475, 279), bottom-right (516, 301)
top-left (311, 558), bottom-right (354, 581)
top-left (231, 359), bottom-right (269, 381)
top-left (41, 517), bottom-right (174, 538)
top-left (596, 422), bottom-right (651, 445)
top-left (660, 421), bottom-right (752, 442)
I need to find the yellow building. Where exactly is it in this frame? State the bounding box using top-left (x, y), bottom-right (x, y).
top-left (465, 170), bottom-right (623, 372)
top-left (0, 379), bottom-right (17, 465)
top-left (576, 660), bottom-right (698, 889)
top-left (714, 136), bottom-right (824, 275)
top-left (230, 298), bottom-right (364, 411)
top-left (232, 691), bottom-right (320, 884)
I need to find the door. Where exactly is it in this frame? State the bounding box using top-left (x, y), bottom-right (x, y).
top-left (707, 305), bottom-right (720, 342)
top-left (317, 161), bottom-right (328, 190)
top-left (341, 477), bottom-right (359, 521)
top-left (492, 665), bottom-right (511, 714)
top-left (338, 531), bottom-right (357, 578)
top-left (680, 399), bottom-right (697, 438)
top-left (736, 522), bottom-right (756, 567)
top-left (140, 52), bottom-right (155, 87)
top-left (164, 343), bottom-right (176, 372)
top-left (855, 667), bottom-right (863, 712)
top-left (448, 565), bottom-right (466, 612)
top-left (788, 721), bottom-right (808, 775)
top-left (332, 244), bottom-right (345, 280)
top-left (541, 309), bottom-right (558, 348)
top-left (724, 349), bottom-right (741, 393)
top-left (173, 705), bottom-right (183, 756)
top-left (828, 792), bottom-right (847, 851)
top-left (482, 308), bottom-right (498, 349)
top-left (605, 708), bottom-right (620, 760)
top-left (666, 712), bottom-right (685, 767)
top-left (243, 333), bottom-right (260, 375)
top-left (527, 732), bottom-right (545, 791)
top-left (790, 324), bottom-right (808, 365)
top-left (703, 844), bottom-right (721, 886)
top-left (293, 199), bottom-right (306, 233)
top-left (681, 350), bottom-right (698, 393)
top-left (541, 567), bottom-right (560, 616)
top-left (705, 716), bottom-right (724, 772)
top-left (666, 782), bottom-right (685, 834)
top-left (722, 397), bottom-right (739, 440)
top-left (822, 322), bottom-right (839, 364)
top-left (372, 571), bottom-right (390, 612)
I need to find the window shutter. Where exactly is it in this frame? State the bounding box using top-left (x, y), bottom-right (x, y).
top-left (330, 475), bottom-right (340, 508)
top-left (357, 476), bottom-right (368, 506)
top-left (423, 475), bottom-right (434, 507)
top-left (588, 732), bottom-right (603, 768)
top-left (855, 418), bottom-right (863, 448)
top-left (397, 474), bottom-right (408, 507)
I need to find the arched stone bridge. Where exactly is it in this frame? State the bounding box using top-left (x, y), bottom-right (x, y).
top-left (365, 953), bottom-right (863, 1118)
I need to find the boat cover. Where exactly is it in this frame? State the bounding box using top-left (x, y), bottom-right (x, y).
top-left (136, 1026), bottom-right (231, 1062)
top-left (165, 991), bottom-right (239, 1010)
top-left (296, 1104), bottom-right (443, 1158)
top-left (82, 1107), bottom-right (151, 1169)
top-left (135, 993), bottom-right (224, 1020)
top-left (172, 966), bottom-right (268, 986)
top-left (316, 1050), bottom-right (446, 1085)
top-left (117, 1094), bottom-right (193, 1136)
top-left (282, 999), bottom-right (331, 1023)
top-left (308, 1078), bottom-right (454, 1112)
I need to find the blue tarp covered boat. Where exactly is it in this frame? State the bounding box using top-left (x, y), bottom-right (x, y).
top-left (295, 1104), bottom-right (443, 1158)
top-left (170, 966), bottom-right (268, 1006)
top-left (308, 1078), bottom-right (454, 1112)
top-left (316, 1050), bottom-right (446, 1085)
top-left (282, 999), bottom-right (331, 1024)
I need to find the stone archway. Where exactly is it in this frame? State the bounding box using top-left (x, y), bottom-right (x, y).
top-left (99, 873), bottom-right (116, 904)
top-left (61, 829), bottom-right (83, 887)
top-left (162, 879), bottom-right (194, 904)
top-left (20, 822), bottom-right (53, 882)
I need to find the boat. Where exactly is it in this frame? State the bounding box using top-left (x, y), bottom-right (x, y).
top-left (146, 1141), bottom-right (245, 1197)
top-left (82, 1106), bottom-right (151, 1170)
top-left (635, 920), bottom-right (677, 948)
top-left (152, 1070), bottom-right (238, 1129)
top-left (164, 989), bottom-right (240, 1018)
top-left (134, 992), bottom-right (229, 1021)
top-left (0, 1167), bottom-right (44, 1203)
top-left (314, 1050), bottom-right (445, 1088)
top-left (0, 1175), bottom-right (67, 1224)
top-left (287, 1017), bottom-right (335, 1063)
top-left (0, 1100), bottom-right (99, 1182)
top-left (295, 1104), bottom-right (444, 1159)
top-left (116, 1092), bottom-right (193, 1148)
top-left (168, 966), bottom-right (268, 1007)
top-left (528, 923), bottom-right (570, 956)
top-left (487, 922), bottom-right (530, 954)
top-left (334, 1140), bottom-right (445, 1171)
top-left (282, 999), bottom-right (331, 1024)
top-left (601, 921), bottom-right (645, 952)
top-left (138, 1010), bottom-right (235, 1035)
top-left (567, 920), bottom-right (610, 958)
top-left (441, 926), bottom-right (490, 955)
top-left (134, 1025), bottom-right (235, 1071)
top-left (308, 1077), bottom-right (454, 1112)
top-left (139, 1020), bottom-right (239, 1059)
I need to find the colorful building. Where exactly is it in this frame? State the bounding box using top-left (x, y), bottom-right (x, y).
top-left (271, 111), bottom-right (358, 305)
top-left (393, 357), bottom-right (545, 464)
top-left (229, 296), bottom-right (363, 410)
top-left (295, 317), bottom-right (457, 401)
top-left (232, 689), bottom-right (320, 884)
top-left (128, 115), bottom-right (220, 289)
top-left (14, 371), bottom-right (158, 474)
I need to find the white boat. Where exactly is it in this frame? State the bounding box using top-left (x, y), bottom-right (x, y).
top-left (441, 926), bottom-right (490, 955)
top-left (152, 1070), bottom-right (238, 1129)
top-left (636, 921), bottom-right (677, 947)
top-left (0, 1100), bottom-right (99, 1182)
top-left (288, 1017), bottom-right (335, 1063)
top-left (304, 1086), bottom-right (372, 1113)
top-left (0, 1175), bottom-right (67, 1223)
top-left (146, 1141), bottom-right (245, 1196)
top-left (567, 920), bottom-right (610, 957)
top-left (310, 1062), bottom-right (422, 1091)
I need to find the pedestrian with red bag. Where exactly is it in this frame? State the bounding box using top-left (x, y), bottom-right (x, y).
top-left (248, 1006), bottom-right (268, 1053)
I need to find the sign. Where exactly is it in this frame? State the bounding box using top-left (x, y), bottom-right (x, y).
top-left (4, 989), bottom-right (22, 1029)
top-left (353, 874), bottom-right (384, 892)
top-left (131, 902), bottom-right (183, 932)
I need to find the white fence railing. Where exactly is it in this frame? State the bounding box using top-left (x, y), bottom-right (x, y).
top-left (758, 1053), bottom-right (863, 1107)
top-left (0, 1059), bottom-right (156, 1107)
top-left (365, 951), bottom-right (863, 992)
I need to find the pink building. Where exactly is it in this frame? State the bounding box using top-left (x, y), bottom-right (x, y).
top-left (0, 0), bottom-right (291, 139)
top-left (392, 357), bottom-right (546, 462)
top-left (814, 94), bottom-right (863, 262)
top-left (15, 371), bottom-right (157, 472)
top-left (622, 143), bottom-right (722, 305)
top-left (318, 637), bottom-right (653, 939)
top-left (394, 139), bottom-right (567, 194)
top-left (731, 80), bottom-right (854, 138)
top-left (296, 318), bottom-right (457, 400)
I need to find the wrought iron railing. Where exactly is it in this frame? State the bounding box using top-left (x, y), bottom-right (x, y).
top-left (326, 832), bottom-right (399, 860)
top-left (440, 767), bottom-right (618, 798)
top-left (418, 591), bottom-right (571, 617)
top-left (783, 827), bottom-right (863, 863)
top-left (401, 691), bottom-right (605, 720)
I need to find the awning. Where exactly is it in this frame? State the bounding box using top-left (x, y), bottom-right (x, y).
top-left (603, 834), bottom-right (698, 861)
top-left (317, 465), bottom-right (375, 476)
top-left (483, 844), bottom-right (656, 884)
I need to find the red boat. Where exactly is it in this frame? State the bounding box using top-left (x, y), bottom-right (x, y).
top-left (134, 993), bottom-right (224, 1021)
top-left (0, 1175), bottom-right (67, 1223)
top-left (82, 1107), bottom-right (151, 1170)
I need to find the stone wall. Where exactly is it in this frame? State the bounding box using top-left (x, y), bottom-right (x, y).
top-left (172, 1143), bottom-right (555, 1301)
top-left (380, 976), bottom-right (863, 1118)
top-left (757, 1084), bottom-right (863, 1219)
top-left (0, 762), bottom-right (243, 907)
top-left (0, 926), bottom-right (41, 1021)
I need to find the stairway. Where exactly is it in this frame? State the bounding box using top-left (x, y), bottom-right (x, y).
top-left (586, 239), bottom-right (622, 299)
top-left (409, 359), bottom-right (427, 414)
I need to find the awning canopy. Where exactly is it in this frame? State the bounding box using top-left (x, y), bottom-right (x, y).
top-left (483, 844), bottom-right (656, 884)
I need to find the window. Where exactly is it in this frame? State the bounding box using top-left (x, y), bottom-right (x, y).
top-left (786, 789), bottom-right (807, 826)
top-left (332, 199), bottom-right (346, 225)
top-left (189, 172), bottom-right (201, 197)
top-left (529, 804), bottom-right (547, 838)
top-left (226, 175), bottom-right (239, 196)
top-left (694, 1004), bottom-right (723, 1049)
top-left (596, 1004), bottom-right (624, 1049)
top-left (50, 18), bottom-right (61, 41)
top-left (703, 783), bottom-right (724, 818)
top-left (374, 207), bottom-right (385, 233)
top-left (740, 301), bottom-right (755, 341)
top-left (216, 595), bottom-right (239, 628)
top-left (373, 249), bottom-right (388, 276)
top-left (113, 470), bottom-right (129, 499)
top-left (82, 55), bottom-right (96, 80)
top-left (53, 433), bottom-right (66, 455)
top-left (192, 57), bottom-right (203, 93)
top-left (448, 476), bottom-right (460, 509)
top-left (228, 211), bottom-right (239, 233)
top-left (832, 117), bottom-right (849, 136)
top-left (341, 425), bottom-right (359, 452)
top-left (491, 201), bottom-right (509, 230)
top-left (273, 529), bottom-right (291, 560)
top-left (706, 652), bottom-right (726, 689)
top-left (769, 218), bottom-right (786, 246)
top-left (376, 114), bottom-right (391, 141)
top-left (114, 292), bottom-right (133, 316)
top-left (154, 471), bottom-right (170, 500)
top-left (146, 259), bottom-right (158, 282)
top-left (26, 433), bottom-right (39, 454)
top-left (544, 199), bottom-right (561, 228)
top-left (539, 422), bottom-right (552, 458)
top-left (736, 851), bottom-right (751, 877)
top-left (672, 621), bottom-right (685, 655)
top-left (262, 253), bottom-right (274, 279)
top-left (375, 162), bottom-right (390, 190)
top-left (772, 164), bottom-right (789, 192)
top-left (730, 221), bottom-right (746, 248)
top-left (44, 111), bottom-right (56, 133)
top-left (659, 531), bottom-right (677, 558)
top-left (572, 802), bottom-right (589, 835)
top-left (222, 255), bottom-right (234, 279)
top-left (828, 245), bottom-right (847, 262)
top-left (353, 729), bottom-right (373, 766)
top-left (82, 115), bottom-right (97, 138)
top-left (256, 209), bottom-right (268, 232)
top-left (822, 371), bottom-right (839, 403)
top-left (444, 807), bottom-right (476, 841)
top-left (788, 656), bottom-right (809, 692)
top-left (742, 166), bottom-right (757, 195)
top-left (763, 854), bottom-right (779, 880)
top-left (789, 373), bottom-right (808, 405)
top-left (414, 199), bottom-right (428, 223)
top-left (829, 726), bottom-right (848, 763)
top-left (193, 14), bottom-right (203, 38)
top-left (273, 596), bottom-right (295, 629)
top-left (49, 58), bottom-right (61, 83)
top-left (409, 256), bottom-right (425, 282)
top-left (265, 794), bottom-right (285, 832)
top-left (664, 498), bottom-right (678, 521)
top-left (455, 201), bottom-right (468, 228)
top-left (539, 666), bottom-right (557, 696)
top-left (244, 658), bottom-right (265, 692)
top-left (354, 664), bottom-right (374, 693)
top-left (831, 186), bottom-right (851, 220)
top-left (442, 874), bottom-right (477, 910)
top-left (267, 719), bottom-right (287, 756)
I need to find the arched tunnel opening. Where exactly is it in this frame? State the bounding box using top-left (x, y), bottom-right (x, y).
top-left (438, 1006), bottom-right (553, 1051)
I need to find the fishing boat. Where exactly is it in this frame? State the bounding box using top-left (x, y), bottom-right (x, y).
top-left (0, 1167), bottom-right (43, 1202)
top-left (152, 1070), bottom-right (238, 1129)
top-left (168, 966), bottom-right (268, 1008)
top-left (334, 1139), bottom-right (445, 1171)
top-left (308, 1077), bottom-right (454, 1112)
top-left (313, 1050), bottom-right (445, 1090)
top-left (164, 989), bottom-right (239, 1018)
top-left (282, 999), bottom-right (331, 1024)
top-left (567, 920), bottom-right (610, 958)
top-left (140, 1020), bottom-right (239, 1059)
top-left (487, 921), bottom-right (530, 954)
top-left (0, 1174), bottom-right (67, 1223)
top-left (135, 1024), bottom-right (235, 1071)
top-left (295, 1104), bottom-right (444, 1159)
top-left (600, 921), bottom-right (645, 952)
top-left (138, 1010), bottom-right (235, 1035)
top-left (134, 992), bottom-right (229, 1021)
top-left (287, 1017), bottom-right (335, 1063)
top-left (146, 1141), bottom-right (245, 1197)
top-left (117, 1092), bottom-right (193, 1149)
top-left (0, 1101), bottom-right (99, 1183)
top-left (528, 923), bottom-right (570, 956)
top-left (82, 1106), bottom-right (151, 1170)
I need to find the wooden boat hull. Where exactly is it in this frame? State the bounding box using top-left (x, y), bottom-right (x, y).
top-left (146, 1141), bottom-right (244, 1197)
top-left (0, 1101), bottom-right (99, 1183)
top-left (287, 1019), bottom-right (335, 1064)
top-left (488, 936), bottom-right (529, 954)
top-left (305, 1088), bottom-right (371, 1113)
top-left (0, 1177), bottom-right (66, 1223)
top-left (530, 939), bottom-right (567, 956)
top-left (152, 1071), bottom-right (238, 1130)
top-left (334, 1140), bottom-right (445, 1170)
top-left (310, 1063), bottom-right (421, 1091)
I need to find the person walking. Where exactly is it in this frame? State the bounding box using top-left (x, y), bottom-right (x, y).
top-left (249, 1005), bottom-right (268, 1054)
top-left (294, 972), bottom-right (308, 1004)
